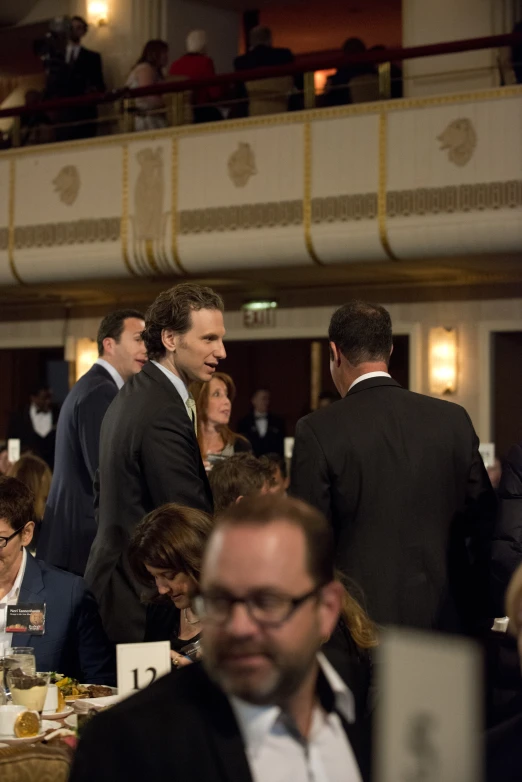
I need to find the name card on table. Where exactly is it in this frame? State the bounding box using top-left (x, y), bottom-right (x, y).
top-left (375, 629), bottom-right (483, 782)
top-left (117, 641), bottom-right (171, 698)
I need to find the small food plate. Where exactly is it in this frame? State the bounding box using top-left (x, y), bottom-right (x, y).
top-left (42, 707), bottom-right (74, 720)
top-left (73, 693), bottom-right (124, 713)
top-left (0, 720), bottom-right (56, 746)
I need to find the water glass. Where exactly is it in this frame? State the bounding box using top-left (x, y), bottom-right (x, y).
top-left (10, 648), bottom-right (36, 675)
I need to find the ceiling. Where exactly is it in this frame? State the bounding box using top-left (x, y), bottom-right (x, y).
top-left (1, 254), bottom-right (522, 321)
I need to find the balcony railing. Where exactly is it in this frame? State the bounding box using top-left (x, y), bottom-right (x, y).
top-left (0, 31), bottom-right (520, 147)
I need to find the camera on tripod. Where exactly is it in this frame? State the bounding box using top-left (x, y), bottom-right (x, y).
top-left (33, 16), bottom-right (72, 68)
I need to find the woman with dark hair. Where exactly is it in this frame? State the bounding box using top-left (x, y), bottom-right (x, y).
top-left (190, 372), bottom-right (251, 469)
top-left (8, 453), bottom-right (52, 551)
top-left (125, 39), bottom-right (169, 130)
top-left (128, 503), bottom-right (214, 667)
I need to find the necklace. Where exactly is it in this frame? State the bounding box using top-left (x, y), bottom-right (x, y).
top-left (183, 608), bottom-right (200, 626)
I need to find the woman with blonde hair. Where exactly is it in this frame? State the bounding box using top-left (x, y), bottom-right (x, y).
top-left (190, 372), bottom-right (251, 469)
top-left (126, 39), bottom-right (169, 131)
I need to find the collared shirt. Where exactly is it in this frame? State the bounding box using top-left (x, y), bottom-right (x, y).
top-left (29, 403), bottom-right (53, 439)
top-left (151, 361), bottom-right (195, 428)
top-left (348, 371), bottom-right (391, 393)
top-left (95, 358), bottom-right (124, 390)
top-left (254, 412), bottom-right (268, 438)
top-left (230, 652), bottom-right (362, 782)
top-left (0, 549), bottom-right (27, 654)
top-left (66, 43), bottom-right (81, 63)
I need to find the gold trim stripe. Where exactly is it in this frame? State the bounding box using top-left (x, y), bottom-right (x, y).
top-left (378, 112), bottom-right (397, 262)
top-left (8, 159), bottom-right (23, 284)
top-left (121, 144), bottom-right (138, 277)
top-left (303, 122), bottom-right (322, 266)
top-left (171, 136), bottom-right (186, 274)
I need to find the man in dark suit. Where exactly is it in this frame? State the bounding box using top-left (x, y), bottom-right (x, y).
top-left (36, 309), bottom-right (146, 577)
top-left (291, 300), bottom-right (496, 633)
top-left (237, 389), bottom-right (286, 457)
top-left (234, 25), bottom-right (294, 71)
top-left (7, 385), bottom-right (59, 469)
top-left (0, 476), bottom-right (114, 683)
top-left (69, 494), bottom-right (371, 782)
top-left (54, 15), bottom-right (106, 140)
top-left (85, 283), bottom-right (225, 644)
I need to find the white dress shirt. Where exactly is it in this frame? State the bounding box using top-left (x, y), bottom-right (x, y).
top-left (255, 413), bottom-right (268, 438)
top-left (95, 358), bottom-right (124, 390)
top-left (29, 404), bottom-right (53, 439)
top-left (348, 371), bottom-right (391, 392)
top-left (0, 549), bottom-right (27, 654)
top-left (231, 653), bottom-right (362, 782)
top-left (151, 361), bottom-right (195, 426)
top-left (66, 43), bottom-right (81, 63)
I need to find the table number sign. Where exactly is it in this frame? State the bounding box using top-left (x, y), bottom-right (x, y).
top-left (375, 629), bottom-right (482, 782)
top-left (7, 439), bottom-right (20, 464)
top-left (116, 641), bottom-right (171, 698)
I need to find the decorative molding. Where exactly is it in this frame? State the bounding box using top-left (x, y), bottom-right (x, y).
top-left (387, 180), bottom-right (522, 217)
top-left (378, 111), bottom-right (397, 261)
top-left (121, 144), bottom-right (137, 277)
top-left (53, 165), bottom-right (80, 205)
top-left (303, 122), bottom-right (322, 265)
top-left (0, 227), bottom-right (7, 251)
top-left (437, 118), bottom-right (477, 167)
top-left (228, 142), bottom-right (257, 187)
top-left (312, 193), bottom-right (378, 223)
top-left (179, 200), bottom-right (303, 234)
top-left (14, 217), bottom-right (120, 249)
top-left (8, 158), bottom-right (23, 284)
top-left (171, 136), bottom-right (185, 273)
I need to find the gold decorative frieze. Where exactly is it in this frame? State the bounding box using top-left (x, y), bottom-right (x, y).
top-left (312, 193), bottom-right (378, 224)
top-left (387, 181), bottom-right (522, 218)
top-left (0, 227), bottom-right (7, 250)
top-left (179, 200), bottom-right (303, 234)
top-left (14, 217), bottom-right (120, 249)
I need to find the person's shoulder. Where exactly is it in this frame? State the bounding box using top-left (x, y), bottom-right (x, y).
top-left (234, 52), bottom-right (249, 70)
top-left (33, 558), bottom-right (85, 591)
top-left (405, 388), bottom-right (471, 421)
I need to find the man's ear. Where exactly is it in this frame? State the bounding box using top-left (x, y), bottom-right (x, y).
top-left (329, 342), bottom-right (342, 368)
top-left (235, 495), bottom-right (244, 504)
top-left (161, 329), bottom-right (177, 353)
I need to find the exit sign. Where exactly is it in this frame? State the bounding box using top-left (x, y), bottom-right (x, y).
top-left (243, 308), bottom-right (276, 328)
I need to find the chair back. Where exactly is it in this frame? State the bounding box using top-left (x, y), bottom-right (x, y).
top-left (246, 76), bottom-right (294, 116)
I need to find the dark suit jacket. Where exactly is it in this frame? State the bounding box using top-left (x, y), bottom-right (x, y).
top-left (234, 45), bottom-right (294, 71)
top-left (37, 363), bottom-right (119, 576)
top-left (237, 411), bottom-right (286, 457)
top-left (57, 47), bottom-right (105, 139)
top-left (13, 553), bottom-right (114, 683)
top-left (291, 376), bottom-right (497, 632)
top-left (490, 441), bottom-right (522, 616)
top-left (69, 660), bottom-right (370, 782)
top-left (84, 361), bottom-right (213, 644)
top-left (7, 406), bottom-right (59, 469)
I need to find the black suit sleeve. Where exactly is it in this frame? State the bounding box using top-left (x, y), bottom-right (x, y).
top-left (73, 577), bottom-right (116, 685)
top-left (91, 51), bottom-right (106, 93)
top-left (78, 384), bottom-right (117, 483)
top-left (290, 416), bottom-right (332, 521)
top-left (141, 406), bottom-right (211, 513)
top-left (490, 443), bottom-right (522, 614)
top-left (69, 710), bottom-right (139, 782)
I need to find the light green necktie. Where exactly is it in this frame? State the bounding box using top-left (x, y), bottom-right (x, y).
top-left (186, 395), bottom-right (197, 434)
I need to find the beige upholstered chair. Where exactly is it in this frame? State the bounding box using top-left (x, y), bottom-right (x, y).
top-left (246, 76), bottom-right (294, 116)
top-left (349, 74), bottom-right (381, 104)
top-left (0, 743), bottom-right (72, 782)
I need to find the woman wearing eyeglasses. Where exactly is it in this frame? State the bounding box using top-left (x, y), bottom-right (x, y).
top-left (128, 501), bottom-right (378, 673)
top-left (128, 503), bottom-right (214, 668)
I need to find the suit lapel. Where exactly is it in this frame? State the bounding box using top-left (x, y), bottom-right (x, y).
top-left (13, 555), bottom-right (45, 647)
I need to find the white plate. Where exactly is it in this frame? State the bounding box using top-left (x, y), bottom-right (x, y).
top-left (42, 707), bottom-right (74, 720)
top-left (0, 720), bottom-right (56, 745)
top-left (63, 685), bottom-right (117, 703)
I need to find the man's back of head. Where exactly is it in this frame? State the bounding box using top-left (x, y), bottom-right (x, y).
top-left (250, 25), bottom-right (273, 50)
top-left (209, 453), bottom-right (272, 513)
top-left (96, 308), bottom-right (146, 383)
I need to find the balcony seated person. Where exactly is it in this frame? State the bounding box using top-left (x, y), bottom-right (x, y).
top-left (234, 26), bottom-right (295, 116)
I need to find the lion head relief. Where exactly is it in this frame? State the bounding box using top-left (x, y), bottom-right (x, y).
top-left (437, 118), bottom-right (477, 167)
top-left (53, 165), bottom-right (80, 205)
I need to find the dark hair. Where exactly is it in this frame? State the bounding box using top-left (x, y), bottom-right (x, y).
top-left (328, 300), bottom-right (392, 366)
top-left (214, 494), bottom-right (378, 649)
top-left (97, 309), bottom-right (144, 357)
top-left (190, 372), bottom-right (248, 458)
top-left (0, 475), bottom-right (34, 530)
top-left (71, 16), bottom-right (88, 33)
top-left (135, 39), bottom-right (169, 70)
top-left (8, 454), bottom-right (51, 522)
top-left (260, 452), bottom-right (287, 480)
top-left (142, 283), bottom-right (224, 361)
top-left (128, 504), bottom-right (214, 591)
top-left (209, 453), bottom-right (272, 514)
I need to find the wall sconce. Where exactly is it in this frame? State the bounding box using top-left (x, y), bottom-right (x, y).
top-left (429, 327), bottom-right (458, 395)
top-left (87, 1), bottom-right (109, 26)
top-left (75, 338), bottom-right (98, 381)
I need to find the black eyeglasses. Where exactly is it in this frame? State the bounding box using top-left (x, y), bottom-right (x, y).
top-left (0, 525), bottom-right (25, 549)
top-left (193, 586), bottom-right (323, 628)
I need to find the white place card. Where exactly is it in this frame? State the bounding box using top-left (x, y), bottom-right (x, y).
top-left (375, 629), bottom-right (483, 782)
top-left (7, 439), bottom-right (20, 464)
top-left (116, 641), bottom-right (171, 698)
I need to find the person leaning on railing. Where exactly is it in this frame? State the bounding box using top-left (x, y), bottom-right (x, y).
top-left (168, 30), bottom-right (222, 124)
top-left (125, 39), bottom-right (169, 131)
